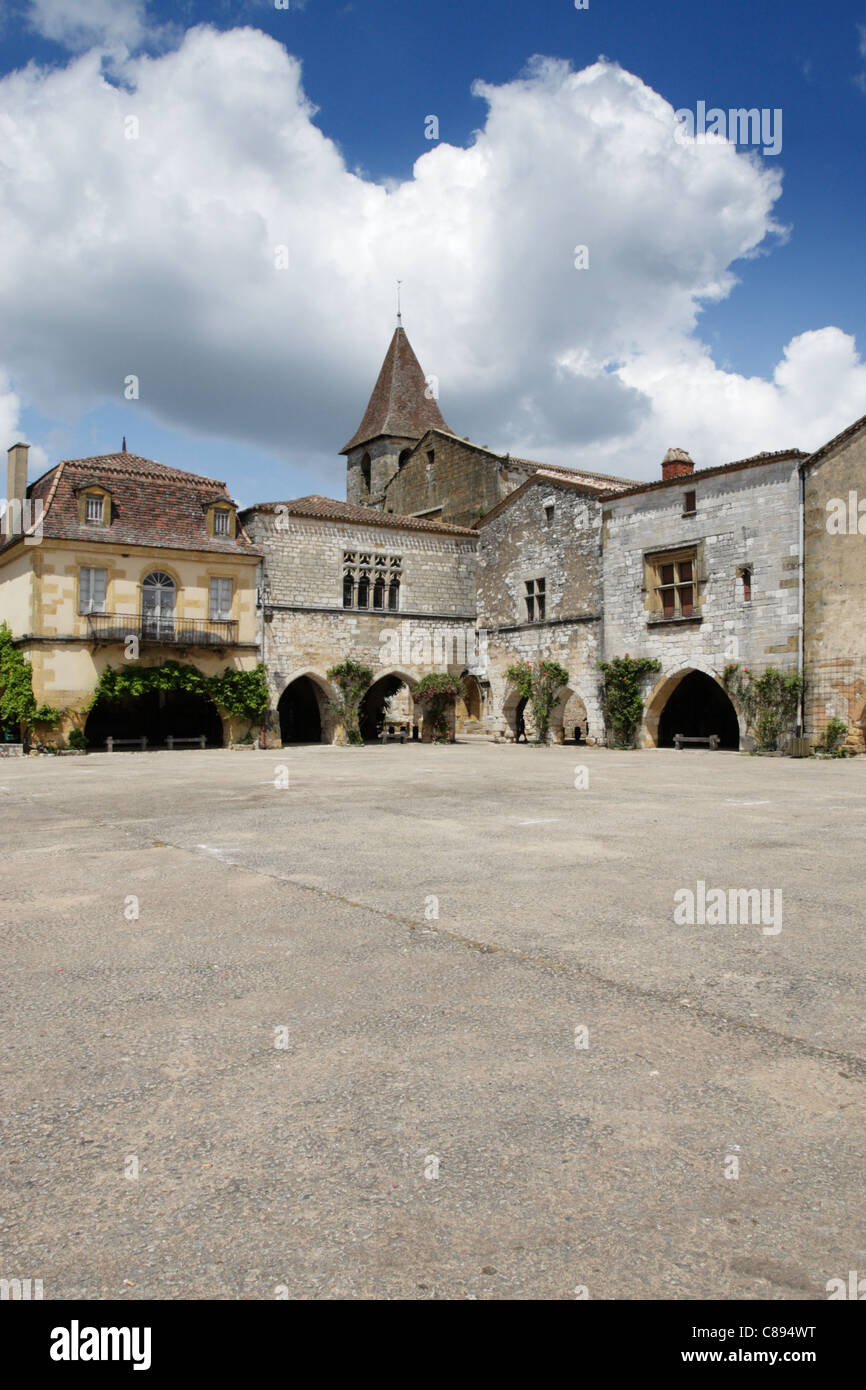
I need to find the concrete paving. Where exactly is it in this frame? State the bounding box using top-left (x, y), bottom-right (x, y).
top-left (1, 743), bottom-right (864, 1300)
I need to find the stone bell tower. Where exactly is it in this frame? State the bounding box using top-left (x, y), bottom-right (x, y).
top-left (341, 324), bottom-right (452, 508)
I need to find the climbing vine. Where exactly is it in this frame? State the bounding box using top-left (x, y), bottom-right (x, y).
top-left (722, 663), bottom-right (803, 752)
top-left (326, 660), bottom-right (374, 745)
top-left (506, 659), bottom-right (570, 744)
top-left (598, 654), bottom-right (661, 748)
top-left (88, 660), bottom-right (269, 732)
top-left (0, 621), bottom-right (60, 736)
top-left (415, 672), bottom-right (462, 742)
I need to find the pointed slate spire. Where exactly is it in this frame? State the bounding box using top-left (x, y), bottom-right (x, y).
top-left (340, 326), bottom-right (451, 454)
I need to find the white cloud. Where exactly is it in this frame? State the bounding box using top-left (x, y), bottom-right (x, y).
top-left (0, 27), bottom-right (861, 486)
top-left (28, 0), bottom-right (149, 52)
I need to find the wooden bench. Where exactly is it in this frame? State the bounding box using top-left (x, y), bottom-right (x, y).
top-left (165, 735), bottom-right (206, 750)
top-left (674, 734), bottom-right (720, 750)
top-left (379, 723), bottom-right (410, 744)
top-left (105, 736), bottom-right (147, 752)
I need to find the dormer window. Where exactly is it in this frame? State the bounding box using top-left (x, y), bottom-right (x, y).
top-left (78, 486), bottom-right (110, 527)
top-left (207, 503), bottom-right (235, 538)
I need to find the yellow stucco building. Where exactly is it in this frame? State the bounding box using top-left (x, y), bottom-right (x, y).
top-left (1, 443), bottom-right (262, 747)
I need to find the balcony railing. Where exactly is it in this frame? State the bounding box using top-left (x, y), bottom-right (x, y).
top-left (85, 613), bottom-right (239, 647)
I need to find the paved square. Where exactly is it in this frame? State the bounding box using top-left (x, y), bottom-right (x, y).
top-left (1, 744), bottom-right (864, 1299)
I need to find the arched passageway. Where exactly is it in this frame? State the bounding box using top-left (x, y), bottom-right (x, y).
top-left (278, 676), bottom-right (323, 744)
top-left (455, 675), bottom-right (483, 731)
top-left (555, 690), bottom-right (589, 742)
top-left (85, 688), bottom-right (224, 749)
top-left (360, 675), bottom-right (414, 741)
top-left (657, 670), bottom-right (740, 749)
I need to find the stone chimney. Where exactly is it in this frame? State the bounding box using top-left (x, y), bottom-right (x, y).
top-left (7, 442), bottom-right (29, 505)
top-left (661, 447), bottom-right (694, 480)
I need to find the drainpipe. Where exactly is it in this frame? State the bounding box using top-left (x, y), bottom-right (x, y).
top-left (796, 461), bottom-right (806, 737)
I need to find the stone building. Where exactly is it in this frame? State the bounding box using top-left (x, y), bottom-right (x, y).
top-left (600, 446), bottom-right (808, 749)
top-left (248, 323), bottom-right (865, 752)
top-left (802, 412), bottom-right (866, 748)
top-left (240, 494), bottom-right (479, 743)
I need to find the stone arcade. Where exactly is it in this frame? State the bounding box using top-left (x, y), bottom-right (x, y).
top-left (2, 324), bottom-right (865, 751)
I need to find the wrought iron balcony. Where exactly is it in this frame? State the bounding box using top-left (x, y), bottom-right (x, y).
top-left (85, 613), bottom-right (239, 647)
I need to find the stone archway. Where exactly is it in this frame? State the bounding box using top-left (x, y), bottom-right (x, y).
top-left (502, 684), bottom-right (530, 741)
top-left (455, 674), bottom-right (484, 732)
top-left (550, 688), bottom-right (589, 744)
top-left (646, 668), bottom-right (740, 749)
top-left (278, 674), bottom-right (331, 744)
top-left (84, 686), bottom-right (224, 750)
top-left (360, 672), bottom-right (417, 741)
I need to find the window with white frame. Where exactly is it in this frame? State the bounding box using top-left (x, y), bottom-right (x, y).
top-left (524, 577), bottom-right (546, 622)
top-left (79, 567), bottom-right (107, 614)
top-left (209, 576), bottom-right (233, 621)
top-left (213, 507), bottom-right (230, 536)
top-left (84, 494), bottom-right (104, 525)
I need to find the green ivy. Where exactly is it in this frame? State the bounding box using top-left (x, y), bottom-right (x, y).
top-left (89, 660), bottom-right (269, 732)
top-left (598, 654), bottom-right (661, 748)
top-left (0, 621), bottom-right (60, 735)
top-left (326, 659), bottom-right (374, 745)
top-left (415, 672), bottom-right (462, 741)
top-left (505, 659), bottom-right (570, 744)
top-left (722, 663), bottom-right (803, 752)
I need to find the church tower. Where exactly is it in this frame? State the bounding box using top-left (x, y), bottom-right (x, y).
top-left (341, 326), bottom-right (452, 507)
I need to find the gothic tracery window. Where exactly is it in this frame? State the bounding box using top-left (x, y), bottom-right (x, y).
top-left (342, 550), bottom-right (402, 610)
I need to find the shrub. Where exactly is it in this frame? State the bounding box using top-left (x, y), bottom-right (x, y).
top-left (415, 672), bottom-right (462, 741)
top-left (326, 660), bottom-right (374, 745)
top-left (723, 664), bottom-right (803, 752)
top-left (505, 659), bottom-right (570, 744)
top-left (819, 717), bottom-right (848, 755)
top-left (598, 655), bottom-right (661, 748)
top-left (0, 621), bottom-right (60, 735)
top-left (67, 728), bottom-right (88, 751)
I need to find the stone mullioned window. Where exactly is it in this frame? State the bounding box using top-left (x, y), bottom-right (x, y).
top-left (342, 550), bottom-right (402, 611)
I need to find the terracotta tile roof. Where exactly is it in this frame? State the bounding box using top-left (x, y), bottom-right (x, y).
top-left (607, 448), bottom-right (808, 500)
top-left (340, 327), bottom-right (452, 453)
top-left (7, 453), bottom-right (261, 555)
top-left (243, 495), bottom-right (476, 536)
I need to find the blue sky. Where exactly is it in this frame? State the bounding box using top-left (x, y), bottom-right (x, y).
top-left (1, 0), bottom-right (864, 497)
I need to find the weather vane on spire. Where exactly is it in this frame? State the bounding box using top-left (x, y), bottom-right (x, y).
top-left (396, 280), bottom-right (402, 325)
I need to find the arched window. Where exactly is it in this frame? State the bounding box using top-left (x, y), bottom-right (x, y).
top-left (360, 453), bottom-right (371, 492)
top-left (342, 573), bottom-right (354, 608)
top-left (141, 571), bottom-right (176, 640)
top-left (373, 575), bottom-right (385, 609)
top-left (388, 577), bottom-right (400, 611)
top-left (398, 448), bottom-right (412, 470)
top-left (357, 574), bottom-right (369, 608)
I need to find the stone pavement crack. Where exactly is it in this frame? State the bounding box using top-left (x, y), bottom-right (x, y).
top-left (147, 831), bottom-right (866, 1082)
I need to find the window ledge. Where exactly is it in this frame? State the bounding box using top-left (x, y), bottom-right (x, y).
top-left (647, 613), bottom-right (703, 627)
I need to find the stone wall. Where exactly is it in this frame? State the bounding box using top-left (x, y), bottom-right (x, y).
top-left (601, 457), bottom-right (802, 746)
top-left (803, 421), bottom-right (866, 749)
top-left (382, 433), bottom-right (508, 528)
top-left (244, 508), bottom-right (481, 744)
top-left (475, 479), bottom-right (606, 741)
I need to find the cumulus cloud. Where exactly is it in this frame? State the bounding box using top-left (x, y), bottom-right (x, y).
top-left (0, 26), bottom-right (862, 485)
top-left (28, 0), bottom-right (149, 52)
